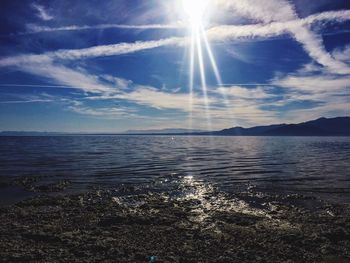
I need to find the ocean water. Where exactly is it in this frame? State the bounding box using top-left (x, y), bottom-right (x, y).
top-left (0, 136), bottom-right (350, 203)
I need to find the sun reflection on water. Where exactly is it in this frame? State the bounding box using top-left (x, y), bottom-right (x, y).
top-left (176, 174), bottom-right (273, 224)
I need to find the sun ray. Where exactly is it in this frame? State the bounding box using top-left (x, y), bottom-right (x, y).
top-left (182, 0), bottom-right (221, 131)
top-left (200, 25), bottom-right (222, 85)
top-left (195, 28), bottom-right (212, 130)
top-left (200, 25), bottom-right (230, 107)
top-left (188, 29), bottom-right (195, 129)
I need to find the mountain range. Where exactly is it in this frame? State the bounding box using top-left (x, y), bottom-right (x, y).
top-left (1, 117), bottom-right (349, 136)
top-left (123, 117), bottom-right (350, 136)
top-left (207, 117), bottom-right (350, 136)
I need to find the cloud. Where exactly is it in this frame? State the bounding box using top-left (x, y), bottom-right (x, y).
top-left (1, 9), bottom-right (349, 71)
top-left (1, 8), bottom-right (348, 67)
top-left (279, 102), bottom-right (350, 124)
top-left (32, 3), bottom-right (54, 21)
top-left (0, 54), bottom-right (212, 115)
top-left (333, 44), bottom-right (350, 62)
top-left (0, 54), bottom-right (51, 67)
top-left (1, 0), bottom-right (350, 129)
top-left (215, 0), bottom-right (296, 23)
top-left (291, 26), bottom-right (350, 74)
top-left (268, 59), bottom-right (350, 122)
top-left (0, 38), bottom-right (185, 67)
top-left (53, 37), bottom-right (184, 60)
top-left (19, 62), bottom-right (116, 94)
top-left (26, 22), bottom-right (185, 34)
top-left (0, 99), bottom-right (53, 104)
top-left (208, 5), bottom-right (350, 74)
top-left (99, 86), bottom-right (210, 112)
top-left (302, 10), bottom-right (350, 25)
top-left (224, 47), bottom-right (254, 64)
top-left (67, 103), bottom-right (138, 119)
top-left (99, 75), bottom-right (132, 90)
top-left (216, 86), bottom-right (275, 99)
top-left (273, 74), bottom-right (350, 92)
top-left (0, 93), bottom-right (59, 104)
top-left (0, 84), bottom-right (70, 88)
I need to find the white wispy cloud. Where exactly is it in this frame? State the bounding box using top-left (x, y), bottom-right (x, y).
top-left (53, 37), bottom-right (184, 60)
top-left (268, 58), bottom-right (350, 123)
top-left (91, 86), bottom-right (211, 112)
top-left (19, 62), bottom-right (116, 94)
top-left (208, 2), bottom-right (350, 74)
top-left (216, 86), bottom-right (275, 99)
top-left (0, 57), bottom-right (210, 115)
top-left (1, 0), bottom-right (349, 128)
top-left (0, 93), bottom-right (60, 104)
top-left (32, 3), bottom-right (53, 21)
top-left (0, 99), bottom-right (53, 104)
top-left (26, 22), bottom-right (185, 34)
top-left (1, 9), bottom-right (349, 69)
top-left (207, 10), bottom-right (350, 41)
top-left (279, 101), bottom-right (350, 124)
top-left (273, 74), bottom-right (350, 92)
top-left (0, 38), bottom-right (185, 67)
top-left (216, 0), bottom-right (296, 23)
top-left (67, 103), bottom-right (138, 119)
top-left (0, 84), bottom-right (70, 88)
top-left (333, 44), bottom-right (350, 62)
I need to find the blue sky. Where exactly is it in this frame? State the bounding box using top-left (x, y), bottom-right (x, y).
top-left (0, 0), bottom-right (349, 132)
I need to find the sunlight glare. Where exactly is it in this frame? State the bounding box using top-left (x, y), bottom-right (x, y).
top-left (182, 0), bottom-right (208, 26)
top-left (181, 0), bottom-right (222, 131)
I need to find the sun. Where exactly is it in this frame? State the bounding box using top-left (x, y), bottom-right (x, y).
top-left (182, 0), bottom-right (209, 27)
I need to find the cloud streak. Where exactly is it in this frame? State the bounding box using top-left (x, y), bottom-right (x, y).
top-left (26, 23), bottom-right (185, 34)
top-left (0, 99), bottom-right (53, 104)
top-left (0, 38), bottom-right (185, 67)
top-left (32, 3), bottom-right (54, 21)
top-left (1, 1), bottom-right (349, 128)
top-left (1, 9), bottom-right (349, 68)
top-left (208, 5), bottom-right (350, 74)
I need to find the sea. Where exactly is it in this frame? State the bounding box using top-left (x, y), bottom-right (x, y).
top-left (0, 136), bottom-right (349, 205)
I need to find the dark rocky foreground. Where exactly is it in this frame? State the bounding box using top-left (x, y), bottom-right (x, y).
top-left (0, 179), bottom-right (350, 262)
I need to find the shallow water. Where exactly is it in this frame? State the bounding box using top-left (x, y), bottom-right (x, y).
top-left (0, 136), bottom-right (349, 203)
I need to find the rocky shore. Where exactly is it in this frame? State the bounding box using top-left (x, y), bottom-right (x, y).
top-left (0, 176), bottom-right (349, 262)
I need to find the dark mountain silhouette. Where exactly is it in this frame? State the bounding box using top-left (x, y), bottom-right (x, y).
top-left (214, 124), bottom-right (286, 136)
top-left (121, 117), bottom-right (350, 136)
top-left (1, 117), bottom-right (349, 136)
top-left (210, 117), bottom-right (350, 136)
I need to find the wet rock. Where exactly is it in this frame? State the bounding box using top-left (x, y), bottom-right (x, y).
top-left (34, 179), bottom-right (71, 192)
top-left (323, 227), bottom-right (349, 242)
top-left (0, 181), bottom-right (9, 188)
top-left (22, 232), bottom-right (61, 243)
top-left (12, 176), bottom-right (71, 193)
top-left (215, 212), bottom-right (262, 226)
top-left (0, 188), bottom-right (349, 262)
top-left (98, 215), bottom-right (127, 226)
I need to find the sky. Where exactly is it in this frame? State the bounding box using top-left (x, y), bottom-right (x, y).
top-left (0, 0), bottom-right (349, 132)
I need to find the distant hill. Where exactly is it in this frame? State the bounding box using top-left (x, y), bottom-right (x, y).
top-left (0, 131), bottom-right (66, 136)
top-left (124, 128), bottom-right (206, 134)
top-left (1, 117), bottom-right (349, 136)
top-left (210, 117), bottom-right (350, 136)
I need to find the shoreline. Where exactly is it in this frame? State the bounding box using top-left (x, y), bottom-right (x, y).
top-left (1, 180), bottom-right (349, 262)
